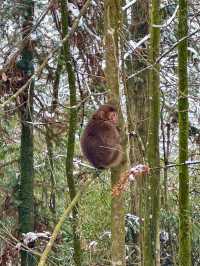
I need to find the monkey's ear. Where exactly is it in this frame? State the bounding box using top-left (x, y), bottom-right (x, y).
top-left (93, 110), bottom-right (105, 120)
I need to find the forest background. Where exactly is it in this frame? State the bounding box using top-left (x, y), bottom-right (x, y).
top-left (0, 0), bottom-right (200, 265)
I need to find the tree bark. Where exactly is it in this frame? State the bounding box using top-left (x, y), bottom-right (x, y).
top-left (104, 1), bottom-right (128, 265)
top-left (143, 0), bottom-right (161, 264)
top-left (59, 1), bottom-right (82, 265)
top-left (18, 1), bottom-right (35, 265)
top-left (178, 0), bottom-right (191, 264)
top-left (123, 1), bottom-right (149, 264)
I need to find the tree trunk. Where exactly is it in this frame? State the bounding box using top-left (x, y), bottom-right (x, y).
top-left (143, 0), bottom-right (161, 264)
top-left (45, 127), bottom-right (56, 216)
top-left (51, 52), bottom-right (62, 112)
top-left (123, 1), bottom-right (149, 264)
top-left (104, 1), bottom-right (128, 266)
top-left (18, 1), bottom-right (35, 265)
top-left (59, 1), bottom-right (82, 265)
top-left (178, 0), bottom-right (191, 264)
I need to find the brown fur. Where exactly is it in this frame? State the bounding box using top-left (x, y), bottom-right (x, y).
top-left (81, 105), bottom-right (122, 169)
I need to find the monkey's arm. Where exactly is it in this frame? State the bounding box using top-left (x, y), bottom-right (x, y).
top-left (95, 121), bottom-right (120, 146)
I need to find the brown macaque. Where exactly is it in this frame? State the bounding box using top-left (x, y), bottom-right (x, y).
top-left (81, 104), bottom-right (122, 169)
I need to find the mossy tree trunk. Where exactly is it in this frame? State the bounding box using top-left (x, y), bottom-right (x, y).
top-left (125, 2), bottom-right (149, 165)
top-left (143, 0), bottom-right (161, 264)
top-left (123, 1), bottom-right (149, 264)
top-left (51, 52), bottom-right (62, 112)
top-left (18, 1), bottom-right (35, 265)
top-left (104, 1), bottom-right (128, 266)
top-left (45, 127), bottom-right (56, 216)
top-left (178, 0), bottom-right (191, 264)
top-left (59, 1), bottom-right (82, 265)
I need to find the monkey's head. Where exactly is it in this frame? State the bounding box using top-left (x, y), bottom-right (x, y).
top-left (92, 104), bottom-right (118, 124)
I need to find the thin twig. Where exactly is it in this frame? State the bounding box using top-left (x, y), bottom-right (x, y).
top-left (127, 28), bottom-right (200, 80)
top-left (38, 176), bottom-right (94, 266)
top-left (152, 160), bottom-right (200, 171)
top-left (0, 0), bottom-right (92, 109)
top-left (3, 0), bottom-right (54, 70)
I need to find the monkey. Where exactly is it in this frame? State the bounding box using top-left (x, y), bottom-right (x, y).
top-left (81, 104), bottom-right (122, 169)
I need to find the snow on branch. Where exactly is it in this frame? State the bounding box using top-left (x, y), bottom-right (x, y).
top-left (153, 5), bottom-right (179, 28)
top-left (122, 0), bottom-right (137, 11)
top-left (127, 28), bottom-right (200, 80)
top-left (124, 34), bottom-right (150, 59)
top-left (23, 232), bottom-right (50, 246)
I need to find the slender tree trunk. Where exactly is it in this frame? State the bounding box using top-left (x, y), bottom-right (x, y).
top-left (178, 0), bottom-right (191, 264)
top-left (59, 1), bottom-right (82, 265)
top-left (104, 1), bottom-right (128, 266)
top-left (125, 0), bottom-right (149, 167)
top-left (143, 0), bottom-right (161, 264)
top-left (123, 1), bottom-right (149, 264)
top-left (51, 52), bottom-right (62, 112)
top-left (45, 127), bottom-right (56, 216)
top-left (18, 1), bottom-right (35, 265)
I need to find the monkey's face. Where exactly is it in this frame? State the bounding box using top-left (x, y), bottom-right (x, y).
top-left (108, 111), bottom-right (118, 124)
top-left (92, 104), bottom-right (118, 124)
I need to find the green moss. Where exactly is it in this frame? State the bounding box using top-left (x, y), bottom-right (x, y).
top-left (59, 1), bottom-right (82, 265)
top-left (143, 0), bottom-right (161, 264)
top-left (178, 0), bottom-right (191, 264)
top-left (18, 1), bottom-right (35, 265)
top-left (104, 1), bottom-right (127, 265)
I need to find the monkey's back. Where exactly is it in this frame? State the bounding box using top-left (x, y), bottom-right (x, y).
top-left (81, 120), bottom-right (121, 169)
